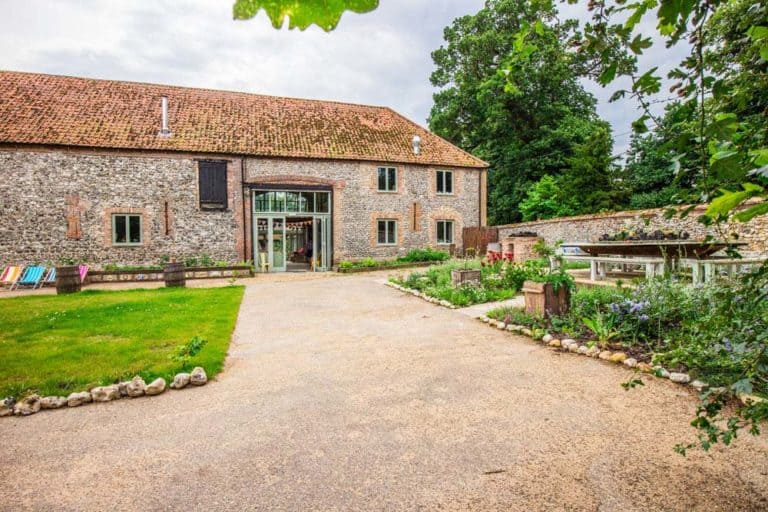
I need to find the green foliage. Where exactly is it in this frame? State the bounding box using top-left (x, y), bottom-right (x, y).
top-left (338, 248), bottom-right (449, 270)
top-left (560, 126), bottom-right (629, 214)
top-left (582, 313), bottom-right (619, 347)
top-left (396, 248), bottom-right (450, 263)
top-left (429, 0), bottom-right (611, 223)
top-left (519, 175), bottom-right (576, 221)
top-left (233, 0), bottom-right (379, 31)
top-left (487, 306), bottom-right (545, 329)
top-left (393, 258), bottom-right (541, 307)
top-left (0, 287), bottom-right (244, 398)
top-left (170, 336), bottom-right (208, 369)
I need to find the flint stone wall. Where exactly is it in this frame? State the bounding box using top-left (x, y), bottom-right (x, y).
top-left (497, 204), bottom-right (768, 255)
top-left (244, 157), bottom-right (483, 262)
top-left (0, 147), bottom-right (484, 267)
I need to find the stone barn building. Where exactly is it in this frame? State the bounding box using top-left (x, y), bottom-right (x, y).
top-left (0, 71), bottom-right (488, 272)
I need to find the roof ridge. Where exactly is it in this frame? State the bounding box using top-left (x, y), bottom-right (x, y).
top-left (0, 69), bottom-right (392, 111)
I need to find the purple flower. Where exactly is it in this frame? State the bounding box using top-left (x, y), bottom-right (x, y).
top-left (610, 303), bottom-right (620, 313)
top-left (723, 338), bottom-right (733, 352)
top-left (638, 314), bottom-right (649, 322)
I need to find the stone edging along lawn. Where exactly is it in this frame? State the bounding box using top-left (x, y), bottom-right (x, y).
top-left (1, 367), bottom-right (210, 418)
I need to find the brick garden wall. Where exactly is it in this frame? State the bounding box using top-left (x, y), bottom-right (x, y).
top-left (497, 204), bottom-right (768, 255)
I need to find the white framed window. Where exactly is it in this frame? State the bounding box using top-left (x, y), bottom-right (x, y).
top-left (377, 167), bottom-right (397, 192)
top-left (437, 170), bottom-right (453, 195)
top-left (377, 219), bottom-right (397, 245)
top-left (436, 220), bottom-right (454, 245)
top-left (112, 214), bottom-right (143, 246)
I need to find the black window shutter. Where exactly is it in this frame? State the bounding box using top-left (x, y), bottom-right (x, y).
top-left (199, 161), bottom-right (228, 210)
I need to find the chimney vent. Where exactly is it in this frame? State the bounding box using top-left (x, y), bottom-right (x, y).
top-left (158, 96), bottom-right (172, 138)
top-left (412, 135), bottom-right (421, 156)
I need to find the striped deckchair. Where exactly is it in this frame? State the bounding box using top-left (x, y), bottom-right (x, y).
top-left (1, 266), bottom-right (23, 289)
top-left (43, 267), bottom-right (57, 286)
top-left (11, 265), bottom-right (46, 290)
top-left (79, 264), bottom-right (89, 284)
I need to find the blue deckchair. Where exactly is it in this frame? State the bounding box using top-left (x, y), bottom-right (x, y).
top-left (11, 265), bottom-right (46, 290)
top-left (43, 267), bottom-right (56, 286)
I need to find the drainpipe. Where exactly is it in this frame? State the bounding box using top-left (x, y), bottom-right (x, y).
top-left (479, 171), bottom-right (483, 227)
top-left (241, 158), bottom-right (248, 262)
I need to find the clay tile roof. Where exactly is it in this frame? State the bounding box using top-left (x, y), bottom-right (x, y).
top-left (0, 71), bottom-right (488, 169)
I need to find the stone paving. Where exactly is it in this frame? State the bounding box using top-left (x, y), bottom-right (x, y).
top-left (1, 273), bottom-right (767, 510)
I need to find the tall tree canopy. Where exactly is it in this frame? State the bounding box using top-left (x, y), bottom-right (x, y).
top-left (428, 0), bottom-right (611, 225)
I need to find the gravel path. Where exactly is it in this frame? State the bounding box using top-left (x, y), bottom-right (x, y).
top-left (1, 273), bottom-right (767, 511)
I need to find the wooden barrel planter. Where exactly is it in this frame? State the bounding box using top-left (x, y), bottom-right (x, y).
top-left (163, 263), bottom-right (186, 288)
top-left (55, 265), bottom-right (81, 295)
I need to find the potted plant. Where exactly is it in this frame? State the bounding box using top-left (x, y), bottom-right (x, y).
top-left (451, 247), bottom-right (481, 286)
top-left (522, 241), bottom-right (573, 317)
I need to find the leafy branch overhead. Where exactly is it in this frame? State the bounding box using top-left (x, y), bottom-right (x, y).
top-left (233, 0), bottom-right (379, 31)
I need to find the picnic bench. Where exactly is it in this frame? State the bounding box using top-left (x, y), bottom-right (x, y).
top-left (562, 255), bottom-right (666, 281)
top-left (681, 257), bottom-right (767, 285)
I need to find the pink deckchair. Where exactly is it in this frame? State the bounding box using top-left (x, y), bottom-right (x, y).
top-left (78, 264), bottom-right (89, 284)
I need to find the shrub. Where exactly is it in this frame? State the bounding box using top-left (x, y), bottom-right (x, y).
top-left (397, 248), bottom-right (450, 263)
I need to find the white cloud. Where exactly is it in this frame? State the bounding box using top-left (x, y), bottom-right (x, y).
top-left (0, 0), bottom-right (688, 156)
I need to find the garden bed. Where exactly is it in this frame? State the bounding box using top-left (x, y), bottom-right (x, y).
top-left (87, 265), bottom-right (253, 283)
top-left (483, 272), bottom-right (768, 398)
top-left (388, 256), bottom-right (547, 307)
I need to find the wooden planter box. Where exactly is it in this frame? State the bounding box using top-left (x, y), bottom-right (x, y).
top-left (451, 268), bottom-right (481, 286)
top-left (87, 265), bottom-right (253, 284)
top-left (522, 280), bottom-right (570, 317)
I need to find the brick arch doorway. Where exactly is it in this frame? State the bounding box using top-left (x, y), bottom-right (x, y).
top-left (250, 185), bottom-right (332, 273)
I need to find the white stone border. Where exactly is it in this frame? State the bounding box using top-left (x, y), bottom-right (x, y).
top-left (1, 367), bottom-right (209, 418)
top-left (384, 280), bottom-right (459, 309)
top-left (474, 315), bottom-right (712, 390)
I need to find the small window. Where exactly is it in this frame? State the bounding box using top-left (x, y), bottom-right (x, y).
top-left (437, 170), bottom-right (453, 194)
top-left (199, 160), bottom-right (228, 210)
top-left (112, 214), bottom-right (142, 246)
top-left (436, 220), bottom-right (454, 245)
top-left (377, 167), bottom-right (397, 192)
top-left (377, 219), bottom-right (397, 245)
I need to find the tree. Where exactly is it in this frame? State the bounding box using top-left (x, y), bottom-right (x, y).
top-left (233, 0), bottom-right (379, 31)
top-left (624, 101), bottom-right (702, 209)
top-left (560, 126), bottom-right (628, 214)
top-left (519, 175), bottom-right (576, 220)
top-left (552, 0), bottom-right (768, 453)
top-left (428, 0), bottom-right (611, 224)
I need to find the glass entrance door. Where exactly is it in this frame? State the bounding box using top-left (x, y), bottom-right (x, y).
top-left (313, 216), bottom-right (331, 272)
top-left (270, 217), bottom-right (286, 271)
top-left (254, 216), bottom-right (286, 272)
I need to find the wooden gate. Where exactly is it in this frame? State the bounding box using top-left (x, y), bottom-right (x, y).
top-left (462, 226), bottom-right (498, 254)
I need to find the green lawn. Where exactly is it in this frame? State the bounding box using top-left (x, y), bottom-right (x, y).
top-left (0, 286), bottom-right (245, 398)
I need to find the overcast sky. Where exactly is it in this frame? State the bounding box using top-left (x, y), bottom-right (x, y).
top-left (0, 1), bottom-right (683, 156)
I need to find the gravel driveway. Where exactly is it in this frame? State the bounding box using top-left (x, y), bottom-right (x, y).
top-left (1, 273), bottom-right (767, 511)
